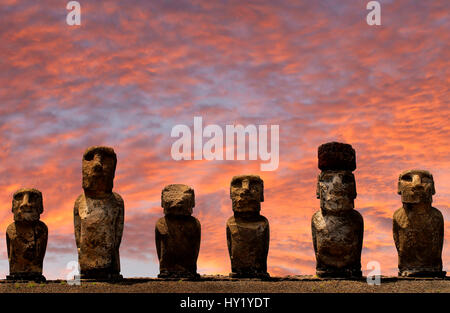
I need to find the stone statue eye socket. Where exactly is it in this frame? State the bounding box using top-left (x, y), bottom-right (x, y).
top-left (422, 177), bottom-right (432, 183)
top-left (402, 175), bottom-right (412, 182)
top-left (84, 152), bottom-right (94, 161)
top-left (29, 194), bottom-right (38, 202)
top-left (322, 175), bottom-right (333, 182)
top-left (250, 180), bottom-right (261, 189)
top-left (342, 175), bottom-right (353, 184)
top-left (13, 193), bottom-right (23, 201)
top-left (232, 180), bottom-right (242, 187)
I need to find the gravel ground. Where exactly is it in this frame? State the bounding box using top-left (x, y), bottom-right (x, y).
top-left (0, 276), bottom-right (449, 293)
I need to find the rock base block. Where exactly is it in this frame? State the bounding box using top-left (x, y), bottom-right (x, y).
top-left (6, 273), bottom-right (46, 283)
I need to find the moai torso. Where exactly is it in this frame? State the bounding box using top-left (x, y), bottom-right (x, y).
top-left (156, 184), bottom-right (201, 278)
top-left (393, 170), bottom-right (445, 277)
top-left (6, 188), bottom-right (48, 281)
top-left (226, 215), bottom-right (269, 275)
top-left (311, 142), bottom-right (363, 278)
top-left (226, 175), bottom-right (270, 278)
top-left (312, 210), bottom-right (363, 274)
top-left (74, 192), bottom-right (124, 272)
top-left (156, 216), bottom-right (201, 277)
top-left (74, 146), bottom-right (124, 280)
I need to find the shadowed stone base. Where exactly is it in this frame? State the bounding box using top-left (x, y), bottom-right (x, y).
top-left (74, 275), bottom-right (123, 282)
top-left (229, 271), bottom-right (271, 279)
top-left (6, 272), bottom-right (46, 282)
top-left (399, 270), bottom-right (446, 278)
top-left (78, 269), bottom-right (123, 282)
top-left (316, 268), bottom-right (362, 279)
top-left (158, 271), bottom-right (200, 280)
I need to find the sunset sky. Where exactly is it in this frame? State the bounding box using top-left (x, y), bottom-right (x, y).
top-left (0, 0), bottom-right (448, 280)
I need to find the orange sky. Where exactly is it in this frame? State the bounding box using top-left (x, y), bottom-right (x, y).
top-left (0, 0), bottom-right (448, 279)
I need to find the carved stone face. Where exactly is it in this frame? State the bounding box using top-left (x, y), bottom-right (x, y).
top-left (317, 170), bottom-right (356, 213)
top-left (162, 184), bottom-right (195, 216)
top-left (12, 188), bottom-right (43, 222)
top-left (398, 170), bottom-right (435, 204)
top-left (82, 146), bottom-right (117, 195)
top-left (230, 175), bottom-right (264, 213)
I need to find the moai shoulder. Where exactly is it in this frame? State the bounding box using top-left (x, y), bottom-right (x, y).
top-left (74, 192), bottom-right (124, 221)
top-left (156, 214), bottom-right (201, 236)
top-left (6, 188), bottom-right (48, 282)
top-left (226, 214), bottom-right (269, 237)
top-left (312, 208), bottom-right (363, 234)
top-left (155, 184), bottom-right (201, 279)
top-left (393, 205), bottom-right (444, 230)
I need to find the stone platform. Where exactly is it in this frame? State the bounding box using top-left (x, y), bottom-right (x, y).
top-left (0, 275), bottom-right (449, 293)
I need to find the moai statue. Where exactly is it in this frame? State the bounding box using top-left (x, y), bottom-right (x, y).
top-left (74, 146), bottom-right (124, 280)
top-left (155, 184), bottom-right (201, 279)
top-left (226, 175), bottom-right (270, 278)
top-left (312, 142), bottom-right (364, 278)
top-left (393, 170), bottom-right (446, 277)
top-left (6, 188), bottom-right (48, 282)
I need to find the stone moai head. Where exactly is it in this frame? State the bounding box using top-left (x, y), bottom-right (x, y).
top-left (316, 142), bottom-right (357, 213)
top-left (161, 184), bottom-right (195, 216)
top-left (397, 169), bottom-right (435, 205)
top-left (230, 175), bottom-right (264, 214)
top-left (82, 146), bottom-right (117, 196)
top-left (12, 188), bottom-right (43, 223)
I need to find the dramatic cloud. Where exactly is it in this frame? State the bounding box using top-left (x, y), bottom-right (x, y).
top-left (0, 0), bottom-right (448, 279)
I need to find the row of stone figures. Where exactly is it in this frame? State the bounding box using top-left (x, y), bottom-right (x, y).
top-left (4, 143), bottom-right (446, 282)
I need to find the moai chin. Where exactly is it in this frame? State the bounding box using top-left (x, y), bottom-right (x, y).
top-left (155, 184), bottom-right (201, 279)
top-left (6, 188), bottom-right (48, 282)
top-left (393, 169), bottom-right (446, 277)
top-left (226, 175), bottom-right (270, 278)
top-left (74, 146), bottom-right (124, 281)
top-left (311, 142), bottom-right (364, 278)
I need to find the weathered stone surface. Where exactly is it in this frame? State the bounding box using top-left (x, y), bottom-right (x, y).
top-left (161, 184), bottom-right (195, 216)
top-left (318, 142), bottom-right (356, 171)
top-left (156, 184), bottom-right (201, 278)
top-left (74, 146), bottom-right (124, 280)
top-left (312, 142), bottom-right (363, 278)
top-left (311, 209), bottom-right (363, 277)
top-left (316, 170), bottom-right (357, 213)
top-left (226, 175), bottom-right (270, 278)
top-left (6, 188), bottom-right (47, 282)
top-left (393, 169), bottom-right (445, 277)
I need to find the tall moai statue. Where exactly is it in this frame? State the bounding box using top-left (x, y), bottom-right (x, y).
top-left (155, 184), bottom-right (201, 279)
top-left (226, 175), bottom-right (270, 278)
top-left (74, 146), bottom-right (124, 280)
top-left (312, 142), bottom-right (364, 278)
top-left (6, 188), bottom-right (48, 282)
top-left (393, 170), bottom-right (446, 277)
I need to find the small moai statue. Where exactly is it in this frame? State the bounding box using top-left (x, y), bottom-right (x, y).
top-left (6, 188), bottom-right (48, 282)
top-left (226, 175), bottom-right (270, 278)
top-left (74, 146), bottom-right (124, 280)
top-left (311, 142), bottom-right (364, 278)
top-left (393, 169), bottom-right (446, 277)
top-left (155, 184), bottom-right (201, 279)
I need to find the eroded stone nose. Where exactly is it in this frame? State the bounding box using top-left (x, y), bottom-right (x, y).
top-left (20, 193), bottom-right (30, 209)
top-left (92, 154), bottom-right (103, 171)
top-left (332, 175), bottom-right (343, 186)
top-left (241, 179), bottom-right (250, 191)
top-left (412, 174), bottom-right (421, 186)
